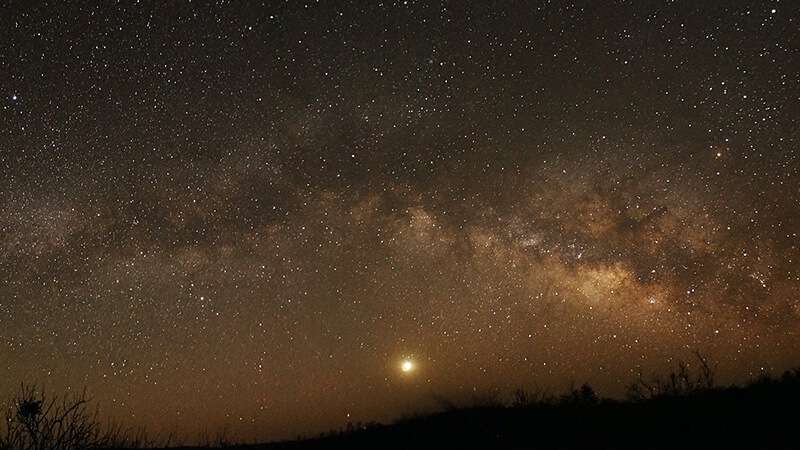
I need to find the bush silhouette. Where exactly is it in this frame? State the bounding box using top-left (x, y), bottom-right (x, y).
top-left (559, 383), bottom-right (599, 406)
top-left (627, 351), bottom-right (717, 400)
top-left (0, 383), bottom-right (152, 450)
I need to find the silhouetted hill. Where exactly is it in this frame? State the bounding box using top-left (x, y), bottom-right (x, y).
top-left (167, 368), bottom-right (800, 450)
top-left (5, 363), bottom-right (799, 449)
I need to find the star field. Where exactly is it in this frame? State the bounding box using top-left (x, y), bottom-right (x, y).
top-left (1, 0), bottom-right (799, 442)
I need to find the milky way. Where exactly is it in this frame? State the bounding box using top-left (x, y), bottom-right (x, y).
top-left (1, 0), bottom-right (799, 442)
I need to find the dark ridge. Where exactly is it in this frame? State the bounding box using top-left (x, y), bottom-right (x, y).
top-left (167, 368), bottom-right (800, 449)
top-left (4, 361), bottom-right (798, 450)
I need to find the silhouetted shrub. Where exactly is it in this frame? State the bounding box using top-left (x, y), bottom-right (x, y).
top-left (0, 383), bottom-right (151, 450)
top-left (627, 351), bottom-right (717, 400)
top-left (559, 383), bottom-right (598, 406)
top-left (510, 386), bottom-right (550, 408)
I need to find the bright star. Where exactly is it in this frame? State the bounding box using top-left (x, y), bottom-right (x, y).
top-left (400, 359), bottom-right (415, 373)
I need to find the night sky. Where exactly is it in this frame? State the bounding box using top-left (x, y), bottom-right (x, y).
top-left (1, 0), bottom-right (799, 442)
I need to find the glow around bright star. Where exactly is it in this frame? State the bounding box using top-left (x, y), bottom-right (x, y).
top-left (400, 359), bottom-right (415, 373)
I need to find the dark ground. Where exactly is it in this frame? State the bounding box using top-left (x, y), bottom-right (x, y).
top-left (160, 368), bottom-right (800, 450)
